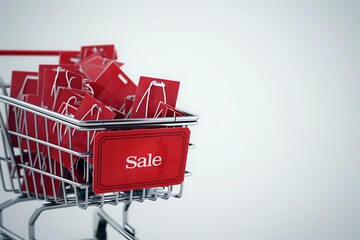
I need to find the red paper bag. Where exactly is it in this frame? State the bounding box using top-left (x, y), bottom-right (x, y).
top-left (8, 71), bottom-right (38, 147)
top-left (51, 94), bottom-right (115, 170)
top-left (59, 51), bottom-right (80, 65)
top-left (80, 44), bottom-right (117, 60)
top-left (42, 67), bottom-right (84, 110)
top-left (83, 81), bottom-right (104, 98)
top-left (46, 101), bottom-right (79, 171)
top-left (80, 52), bottom-right (123, 82)
top-left (131, 77), bottom-right (180, 118)
top-left (18, 95), bottom-right (46, 152)
top-left (107, 105), bottom-right (126, 119)
top-left (67, 94), bottom-right (116, 153)
top-left (95, 62), bottom-right (137, 109)
top-left (10, 71), bottom-right (38, 99)
top-left (21, 154), bottom-right (63, 197)
top-left (46, 97), bottom-right (80, 149)
top-left (38, 64), bottom-right (81, 99)
top-left (51, 88), bottom-right (84, 114)
top-left (119, 95), bottom-right (135, 118)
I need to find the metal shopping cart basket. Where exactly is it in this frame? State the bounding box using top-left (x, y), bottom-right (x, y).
top-left (0, 50), bottom-right (198, 240)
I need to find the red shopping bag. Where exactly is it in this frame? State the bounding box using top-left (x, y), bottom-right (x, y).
top-left (80, 52), bottom-right (123, 82)
top-left (38, 64), bottom-right (81, 101)
top-left (43, 95), bottom-right (80, 164)
top-left (42, 67), bottom-right (84, 110)
top-left (59, 51), bottom-right (80, 65)
top-left (18, 95), bottom-right (46, 152)
top-left (119, 95), bottom-right (135, 118)
top-left (9, 71), bottom-right (38, 99)
top-left (47, 97), bottom-right (80, 147)
top-left (95, 62), bottom-right (137, 110)
top-left (81, 81), bottom-right (104, 98)
top-left (131, 77), bottom-right (180, 118)
top-left (47, 101), bottom-right (79, 171)
top-left (80, 44), bottom-right (117, 60)
top-left (51, 94), bottom-right (115, 170)
top-left (21, 154), bottom-right (63, 197)
top-left (8, 71), bottom-right (38, 147)
top-left (93, 127), bottom-right (191, 193)
top-left (67, 94), bottom-right (116, 153)
top-left (51, 88), bottom-right (84, 114)
top-left (107, 105), bottom-right (126, 119)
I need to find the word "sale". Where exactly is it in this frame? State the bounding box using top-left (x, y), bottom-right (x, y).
top-left (125, 153), bottom-right (162, 169)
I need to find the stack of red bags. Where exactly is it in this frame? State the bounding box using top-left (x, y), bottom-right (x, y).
top-left (7, 44), bottom-right (185, 197)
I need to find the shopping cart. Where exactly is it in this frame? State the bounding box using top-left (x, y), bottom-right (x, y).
top-left (0, 50), bottom-right (198, 240)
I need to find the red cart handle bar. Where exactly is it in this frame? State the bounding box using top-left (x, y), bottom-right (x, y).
top-left (0, 50), bottom-right (79, 56)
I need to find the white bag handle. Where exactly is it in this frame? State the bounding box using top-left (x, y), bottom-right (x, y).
top-left (52, 96), bottom-right (79, 140)
top-left (72, 104), bottom-right (102, 145)
top-left (50, 66), bottom-right (77, 99)
top-left (15, 75), bottom-right (38, 130)
top-left (154, 101), bottom-right (164, 118)
top-left (154, 101), bottom-right (178, 118)
top-left (28, 154), bottom-right (46, 176)
top-left (82, 82), bottom-right (94, 96)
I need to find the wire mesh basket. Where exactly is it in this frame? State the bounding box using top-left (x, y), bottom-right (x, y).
top-left (0, 50), bottom-right (198, 240)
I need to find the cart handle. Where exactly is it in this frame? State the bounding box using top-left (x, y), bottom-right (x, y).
top-left (0, 50), bottom-right (79, 56)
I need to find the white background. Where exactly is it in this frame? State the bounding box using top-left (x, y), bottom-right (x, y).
top-left (0, 1), bottom-right (360, 239)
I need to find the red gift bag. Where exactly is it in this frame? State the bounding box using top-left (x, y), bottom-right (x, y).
top-left (18, 95), bottom-right (46, 152)
top-left (95, 62), bottom-right (137, 109)
top-left (80, 44), bottom-right (117, 60)
top-left (8, 71), bottom-right (38, 147)
top-left (50, 94), bottom-right (115, 171)
top-left (42, 67), bottom-right (84, 110)
top-left (21, 154), bottom-right (63, 197)
top-left (38, 64), bottom-right (81, 102)
top-left (67, 94), bottom-right (116, 153)
top-left (47, 100), bottom-right (79, 171)
top-left (80, 52), bottom-right (123, 82)
top-left (131, 76), bottom-right (180, 118)
top-left (59, 51), bottom-right (80, 65)
top-left (42, 95), bottom-right (80, 164)
top-left (46, 96), bottom-right (80, 148)
top-left (119, 95), bottom-right (135, 118)
top-left (51, 88), bottom-right (84, 114)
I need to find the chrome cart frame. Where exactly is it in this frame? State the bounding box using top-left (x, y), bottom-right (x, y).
top-left (0, 64), bottom-right (197, 239)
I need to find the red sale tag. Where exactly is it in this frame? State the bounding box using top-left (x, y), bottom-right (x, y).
top-left (93, 127), bottom-right (190, 194)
